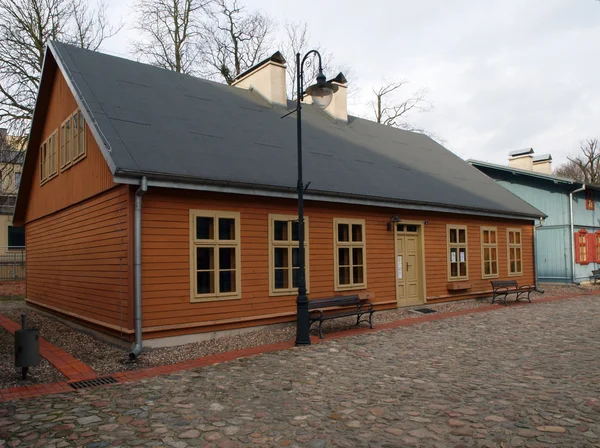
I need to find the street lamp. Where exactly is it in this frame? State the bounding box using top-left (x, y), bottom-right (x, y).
top-left (294, 50), bottom-right (338, 346)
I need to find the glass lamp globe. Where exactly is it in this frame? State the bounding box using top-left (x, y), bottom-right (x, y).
top-left (309, 86), bottom-right (334, 109)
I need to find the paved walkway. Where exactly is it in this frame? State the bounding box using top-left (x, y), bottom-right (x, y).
top-left (1, 296), bottom-right (600, 447)
top-left (0, 314), bottom-right (97, 383)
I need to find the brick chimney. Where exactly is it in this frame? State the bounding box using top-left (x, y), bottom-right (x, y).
top-left (323, 73), bottom-right (348, 122)
top-left (232, 51), bottom-right (287, 106)
top-left (508, 148), bottom-right (534, 170)
top-left (532, 154), bottom-right (552, 174)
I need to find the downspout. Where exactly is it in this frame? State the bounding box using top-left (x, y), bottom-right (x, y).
top-left (130, 176), bottom-right (148, 360)
top-left (533, 218), bottom-right (544, 293)
top-left (570, 185), bottom-right (585, 285)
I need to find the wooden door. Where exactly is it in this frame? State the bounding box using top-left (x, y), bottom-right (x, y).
top-left (396, 228), bottom-right (423, 306)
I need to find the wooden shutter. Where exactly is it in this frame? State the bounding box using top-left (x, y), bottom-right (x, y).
top-left (574, 232), bottom-right (581, 264)
top-left (587, 232), bottom-right (596, 263)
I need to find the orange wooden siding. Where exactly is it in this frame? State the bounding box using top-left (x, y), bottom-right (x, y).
top-left (141, 189), bottom-right (534, 338)
top-left (25, 186), bottom-right (132, 333)
top-left (24, 68), bottom-right (115, 224)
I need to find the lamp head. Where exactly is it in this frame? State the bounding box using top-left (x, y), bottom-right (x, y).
top-left (305, 70), bottom-right (339, 109)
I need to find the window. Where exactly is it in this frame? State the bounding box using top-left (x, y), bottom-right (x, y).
top-left (447, 225), bottom-right (468, 280)
top-left (189, 210), bottom-right (241, 302)
top-left (40, 142), bottom-right (47, 182)
top-left (60, 109), bottom-right (86, 171)
top-left (507, 228), bottom-right (523, 276)
top-left (481, 227), bottom-right (498, 278)
top-left (574, 229), bottom-right (596, 265)
top-left (586, 191), bottom-right (595, 211)
top-left (60, 117), bottom-right (71, 169)
top-left (397, 224), bottom-right (418, 232)
top-left (7, 226), bottom-right (24, 249)
top-left (39, 131), bottom-right (58, 184)
top-left (71, 110), bottom-right (85, 161)
top-left (268, 215), bottom-right (309, 295)
top-left (334, 218), bottom-right (366, 290)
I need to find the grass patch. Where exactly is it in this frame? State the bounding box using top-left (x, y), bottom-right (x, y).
top-left (0, 295), bottom-right (25, 302)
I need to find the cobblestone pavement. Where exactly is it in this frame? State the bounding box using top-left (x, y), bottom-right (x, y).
top-left (1, 296), bottom-right (600, 448)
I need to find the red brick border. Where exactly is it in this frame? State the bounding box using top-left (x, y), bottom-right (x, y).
top-left (0, 314), bottom-right (97, 381)
top-left (0, 292), bottom-right (595, 403)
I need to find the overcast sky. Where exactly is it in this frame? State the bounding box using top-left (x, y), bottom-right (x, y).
top-left (102, 0), bottom-right (600, 167)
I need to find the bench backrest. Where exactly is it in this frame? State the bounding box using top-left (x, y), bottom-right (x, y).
top-left (308, 295), bottom-right (361, 310)
top-left (491, 280), bottom-right (518, 289)
top-left (592, 269), bottom-right (600, 275)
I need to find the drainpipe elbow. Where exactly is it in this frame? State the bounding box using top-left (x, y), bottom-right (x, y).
top-left (129, 344), bottom-right (142, 361)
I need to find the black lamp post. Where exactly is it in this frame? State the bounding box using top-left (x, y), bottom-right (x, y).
top-left (294, 51), bottom-right (338, 346)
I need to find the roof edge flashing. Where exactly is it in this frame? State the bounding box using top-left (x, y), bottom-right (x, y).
top-left (112, 173), bottom-right (544, 221)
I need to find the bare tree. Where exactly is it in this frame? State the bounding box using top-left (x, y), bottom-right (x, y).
top-left (372, 80), bottom-right (432, 129)
top-left (555, 139), bottom-right (600, 184)
top-left (71, 0), bottom-right (122, 52)
top-left (553, 160), bottom-right (583, 180)
top-left (0, 0), bottom-right (120, 139)
top-left (280, 22), bottom-right (328, 100)
top-left (280, 21), bottom-right (358, 104)
top-left (132, 0), bottom-right (208, 74)
top-left (202, 0), bottom-right (274, 84)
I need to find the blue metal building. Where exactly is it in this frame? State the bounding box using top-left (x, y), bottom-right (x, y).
top-left (469, 159), bottom-right (600, 284)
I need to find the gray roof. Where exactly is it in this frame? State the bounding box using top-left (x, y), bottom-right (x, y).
top-left (468, 159), bottom-right (600, 195)
top-left (509, 148), bottom-right (534, 157)
top-left (38, 42), bottom-right (543, 219)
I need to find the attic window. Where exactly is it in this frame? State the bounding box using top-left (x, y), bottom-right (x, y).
top-left (60, 109), bottom-right (86, 171)
top-left (40, 131), bottom-right (58, 184)
top-left (586, 190), bottom-right (594, 210)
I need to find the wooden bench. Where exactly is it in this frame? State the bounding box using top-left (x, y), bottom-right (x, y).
top-left (491, 280), bottom-right (535, 306)
top-left (591, 270), bottom-right (600, 284)
top-left (308, 294), bottom-right (375, 339)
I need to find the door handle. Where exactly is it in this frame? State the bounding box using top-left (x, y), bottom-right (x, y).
top-left (406, 262), bottom-right (409, 271)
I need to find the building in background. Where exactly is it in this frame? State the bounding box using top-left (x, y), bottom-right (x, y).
top-left (470, 150), bottom-right (599, 284)
top-left (0, 128), bottom-right (25, 255)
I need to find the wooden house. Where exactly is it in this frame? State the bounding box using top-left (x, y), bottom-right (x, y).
top-left (14, 42), bottom-right (544, 351)
top-left (471, 153), bottom-right (600, 284)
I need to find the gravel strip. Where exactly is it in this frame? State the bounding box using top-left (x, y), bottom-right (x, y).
top-left (0, 283), bottom-right (594, 378)
top-left (0, 327), bottom-right (65, 389)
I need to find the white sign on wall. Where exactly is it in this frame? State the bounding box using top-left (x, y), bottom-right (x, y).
top-left (397, 255), bottom-right (403, 279)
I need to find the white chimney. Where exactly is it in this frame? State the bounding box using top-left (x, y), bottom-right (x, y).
top-left (508, 148), bottom-right (534, 171)
top-left (532, 154), bottom-right (552, 174)
top-left (232, 51), bottom-right (287, 106)
top-left (323, 73), bottom-right (348, 122)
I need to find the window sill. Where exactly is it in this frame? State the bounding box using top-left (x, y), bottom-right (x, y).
top-left (482, 274), bottom-right (499, 280)
top-left (190, 294), bottom-right (241, 303)
top-left (507, 272), bottom-right (523, 277)
top-left (269, 289), bottom-right (311, 297)
top-left (40, 172), bottom-right (58, 186)
top-left (335, 284), bottom-right (367, 292)
top-left (72, 154), bottom-right (86, 165)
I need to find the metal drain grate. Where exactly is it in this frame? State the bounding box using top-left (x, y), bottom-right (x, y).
top-left (410, 308), bottom-right (437, 315)
top-left (69, 376), bottom-right (118, 390)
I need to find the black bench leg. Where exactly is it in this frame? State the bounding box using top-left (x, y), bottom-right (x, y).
top-left (526, 290), bottom-right (532, 303)
top-left (318, 320), bottom-right (324, 339)
top-left (368, 311), bottom-right (374, 329)
top-left (356, 313), bottom-right (361, 326)
top-left (491, 293), bottom-right (497, 304)
top-left (504, 293), bottom-right (508, 306)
